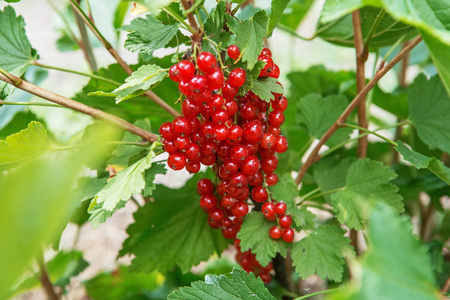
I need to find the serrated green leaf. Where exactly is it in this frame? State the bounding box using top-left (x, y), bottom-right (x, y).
top-left (228, 10), bottom-right (269, 69)
top-left (339, 205), bottom-right (440, 300)
top-left (331, 158), bottom-right (404, 230)
top-left (237, 213), bottom-right (289, 267)
top-left (372, 85), bottom-right (409, 119)
top-left (319, 0), bottom-right (381, 23)
top-left (0, 121), bottom-right (53, 170)
top-left (85, 265), bottom-right (162, 300)
top-left (278, 0), bottom-right (313, 31)
top-left (0, 6), bottom-right (37, 98)
top-left (202, 1), bottom-right (230, 53)
top-left (122, 14), bottom-right (178, 54)
top-left (234, 60), bottom-right (265, 96)
top-left (142, 162), bottom-right (166, 196)
top-left (270, 174), bottom-right (315, 230)
top-left (119, 172), bottom-right (230, 274)
top-left (168, 268), bottom-right (276, 300)
top-left (395, 141), bottom-right (450, 185)
top-left (89, 142), bottom-right (162, 228)
top-left (408, 74), bottom-right (450, 153)
top-left (292, 225), bottom-right (354, 282)
top-left (251, 77), bottom-right (284, 102)
top-left (316, 7), bottom-right (416, 50)
top-left (296, 93), bottom-right (352, 146)
top-left (108, 64), bottom-right (168, 103)
top-left (107, 119), bottom-right (152, 166)
top-left (313, 157), bottom-right (355, 202)
top-left (267, 0), bottom-right (290, 37)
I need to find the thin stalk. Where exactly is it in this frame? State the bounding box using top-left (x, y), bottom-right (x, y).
top-left (0, 68), bottom-right (21, 85)
top-left (304, 187), bottom-right (344, 201)
top-left (0, 68), bottom-right (158, 142)
top-left (46, 0), bottom-right (80, 46)
top-left (231, 3), bottom-right (242, 15)
top-left (340, 123), bottom-right (397, 146)
top-left (0, 100), bottom-right (62, 108)
top-left (163, 7), bottom-right (196, 34)
top-left (295, 36), bottom-right (422, 185)
top-left (294, 288), bottom-right (340, 300)
top-left (299, 187), bottom-right (321, 202)
top-left (180, 0), bottom-right (200, 32)
top-left (33, 62), bottom-right (120, 85)
top-left (195, 9), bottom-right (204, 30)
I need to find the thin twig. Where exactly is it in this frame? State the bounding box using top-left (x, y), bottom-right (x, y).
top-left (69, 0), bottom-right (180, 117)
top-left (352, 10), bottom-right (368, 160)
top-left (0, 70), bottom-right (158, 142)
top-left (37, 253), bottom-right (59, 300)
top-left (295, 36), bottom-right (422, 185)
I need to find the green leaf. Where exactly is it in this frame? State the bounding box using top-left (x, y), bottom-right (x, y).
top-left (316, 7), bottom-right (416, 50)
top-left (292, 225), bottom-right (354, 282)
top-left (372, 86), bottom-right (409, 119)
top-left (89, 142), bottom-right (163, 228)
top-left (203, 1), bottom-right (230, 53)
top-left (278, 0), bottom-right (313, 31)
top-left (107, 119), bottom-right (152, 166)
top-left (270, 174), bottom-right (315, 230)
top-left (0, 6), bottom-right (37, 98)
top-left (296, 93), bottom-right (352, 146)
top-left (408, 74), bottom-right (450, 153)
top-left (237, 212), bottom-right (289, 267)
top-left (119, 172), bottom-right (230, 274)
top-left (142, 162), bottom-right (167, 197)
top-left (267, 0), bottom-right (290, 37)
top-left (168, 268), bottom-right (276, 300)
top-left (234, 60), bottom-right (265, 96)
top-left (313, 157), bottom-right (355, 202)
top-left (319, 0), bottom-right (381, 23)
top-left (85, 265), bottom-right (162, 300)
top-left (227, 10), bottom-right (269, 69)
top-left (122, 14), bottom-right (179, 54)
top-left (331, 158), bottom-right (404, 230)
top-left (395, 141), bottom-right (450, 185)
top-left (0, 121), bottom-right (53, 170)
top-left (338, 205), bottom-right (440, 300)
top-left (251, 77), bottom-right (284, 102)
top-left (92, 64), bottom-right (168, 103)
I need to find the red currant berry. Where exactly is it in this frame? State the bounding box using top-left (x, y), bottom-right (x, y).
top-left (265, 173), bottom-right (278, 186)
top-left (209, 94), bottom-right (225, 110)
top-left (206, 66), bottom-right (224, 90)
top-left (274, 201), bottom-right (287, 215)
top-left (262, 202), bottom-right (275, 218)
top-left (189, 75), bottom-right (207, 94)
top-left (269, 226), bottom-right (282, 239)
top-left (222, 80), bottom-right (239, 99)
top-left (200, 121), bottom-right (214, 139)
top-left (182, 98), bottom-right (201, 117)
top-left (282, 228), bottom-right (295, 242)
top-left (213, 124), bottom-right (229, 141)
top-left (240, 103), bottom-right (256, 120)
top-left (168, 152), bottom-right (186, 170)
top-left (260, 47), bottom-right (272, 57)
top-left (209, 208), bottom-right (225, 224)
top-left (224, 159), bottom-right (240, 173)
top-left (201, 154), bottom-right (216, 166)
top-left (268, 125), bottom-right (281, 136)
top-left (258, 55), bottom-right (274, 77)
top-left (177, 60), bottom-right (195, 81)
top-left (269, 64), bottom-right (280, 79)
top-left (197, 52), bottom-right (217, 73)
top-left (172, 116), bottom-right (191, 136)
top-left (211, 109), bottom-right (229, 125)
top-left (230, 144), bottom-right (249, 162)
top-left (279, 214), bottom-right (292, 228)
top-left (217, 181), bottom-right (229, 196)
top-left (159, 122), bottom-right (175, 141)
top-left (178, 80), bottom-right (193, 97)
top-left (216, 141), bottom-right (231, 158)
top-left (243, 120), bottom-right (264, 143)
top-left (227, 45), bottom-right (240, 60)
top-left (251, 185), bottom-right (268, 202)
top-left (241, 155), bottom-right (260, 175)
top-left (174, 135), bottom-right (190, 150)
top-left (230, 172), bottom-right (247, 188)
top-left (225, 99), bottom-right (239, 116)
top-left (260, 133), bottom-right (276, 149)
top-left (261, 155), bottom-right (278, 173)
top-left (271, 96), bottom-right (288, 112)
top-left (273, 135), bottom-right (288, 153)
top-left (197, 178), bottom-right (213, 195)
top-left (222, 224), bottom-right (238, 239)
top-left (169, 64), bottom-right (181, 82)
top-left (259, 273), bottom-right (272, 284)
top-left (268, 110), bottom-right (285, 126)
top-left (220, 195), bottom-right (236, 209)
top-left (163, 139), bottom-right (177, 153)
top-left (199, 194), bottom-right (217, 212)
top-left (185, 143), bottom-right (201, 161)
top-left (228, 125), bottom-right (243, 142)
top-left (186, 160), bottom-right (200, 173)
top-left (229, 68), bottom-right (246, 88)
top-left (232, 202), bottom-right (249, 218)
top-left (201, 140), bottom-right (217, 155)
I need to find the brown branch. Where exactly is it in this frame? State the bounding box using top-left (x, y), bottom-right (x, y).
top-left (69, 0), bottom-right (180, 117)
top-left (442, 274), bottom-right (450, 294)
top-left (37, 253), bottom-right (59, 300)
top-left (180, 0), bottom-right (203, 45)
top-left (352, 10), bottom-right (368, 160)
top-left (0, 72), bottom-right (159, 142)
top-left (72, 0), bottom-right (97, 71)
top-left (295, 36), bottom-right (423, 185)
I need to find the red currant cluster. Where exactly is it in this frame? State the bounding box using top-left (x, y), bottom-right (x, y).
top-left (234, 239), bottom-right (273, 284)
top-left (159, 46), bottom-right (294, 282)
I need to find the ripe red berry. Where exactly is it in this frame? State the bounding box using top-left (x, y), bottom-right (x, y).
top-left (258, 55), bottom-right (274, 77)
top-left (199, 194), bottom-right (217, 212)
top-left (265, 173), bottom-right (278, 186)
top-left (201, 154), bottom-right (216, 166)
top-left (261, 155), bottom-right (278, 173)
top-left (186, 160), bottom-right (200, 173)
top-left (251, 185), bottom-right (268, 202)
top-left (271, 95), bottom-right (288, 112)
top-left (197, 178), bottom-right (214, 195)
top-left (269, 226), bottom-right (282, 239)
top-left (279, 214), bottom-right (292, 228)
top-left (282, 228), bottom-right (295, 242)
top-left (178, 80), bottom-right (193, 97)
top-left (222, 80), bottom-right (239, 99)
top-left (168, 152), bottom-right (186, 170)
top-left (261, 47), bottom-right (272, 57)
top-left (174, 135), bottom-right (190, 150)
top-left (227, 45), bottom-right (240, 60)
top-left (229, 68), bottom-right (246, 87)
top-left (209, 94), bottom-right (225, 110)
top-left (222, 224), bottom-right (238, 239)
top-left (163, 139), bottom-right (177, 153)
top-left (259, 273), bottom-right (272, 284)
top-left (241, 155), bottom-right (260, 175)
top-left (262, 202), bottom-right (275, 218)
top-left (268, 110), bottom-right (285, 126)
top-left (177, 60), bottom-right (195, 81)
top-left (243, 120), bottom-right (264, 143)
top-left (206, 66), bottom-right (224, 90)
top-left (230, 172), bottom-right (247, 188)
top-left (224, 159), bottom-right (240, 173)
top-left (213, 124), bottom-right (229, 140)
top-left (189, 75), bottom-right (207, 94)
top-left (232, 202), bottom-right (249, 218)
top-left (230, 144), bottom-right (249, 162)
top-left (225, 99), bottom-right (239, 116)
top-left (172, 116), bottom-right (191, 136)
top-left (274, 201), bottom-right (287, 215)
top-left (273, 135), bottom-right (288, 153)
top-left (269, 64), bottom-right (280, 79)
top-left (197, 52), bottom-right (217, 73)
top-left (211, 109), bottom-right (229, 125)
top-left (260, 133), bottom-right (276, 149)
top-left (169, 64), bottom-right (181, 82)
top-left (159, 122), bottom-right (175, 141)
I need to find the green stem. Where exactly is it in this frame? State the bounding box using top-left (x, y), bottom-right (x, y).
top-left (340, 123), bottom-right (398, 146)
top-left (299, 187), bottom-right (321, 202)
top-left (163, 7), bottom-right (196, 34)
top-left (299, 187), bottom-right (344, 203)
top-left (195, 9), bottom-right (204, 30)
top-left (54, 140), bottom-right (151, 151)
top-left (46, 0), bottom-right (80, 44)
top-left (33, 62), bottom-right (120, 85)
top-left (0, 100), bottom-right (63, 108)
top-left (379, 30), bottom-right (414, 67)
top-left (301, 203), bottom-right (334, 213)
top-left (231, 3), bottom-right (242, 15)
top-left (294, 288), bottom-right (340, 300)
top-left (364, 9), bottom-right (385, 51)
